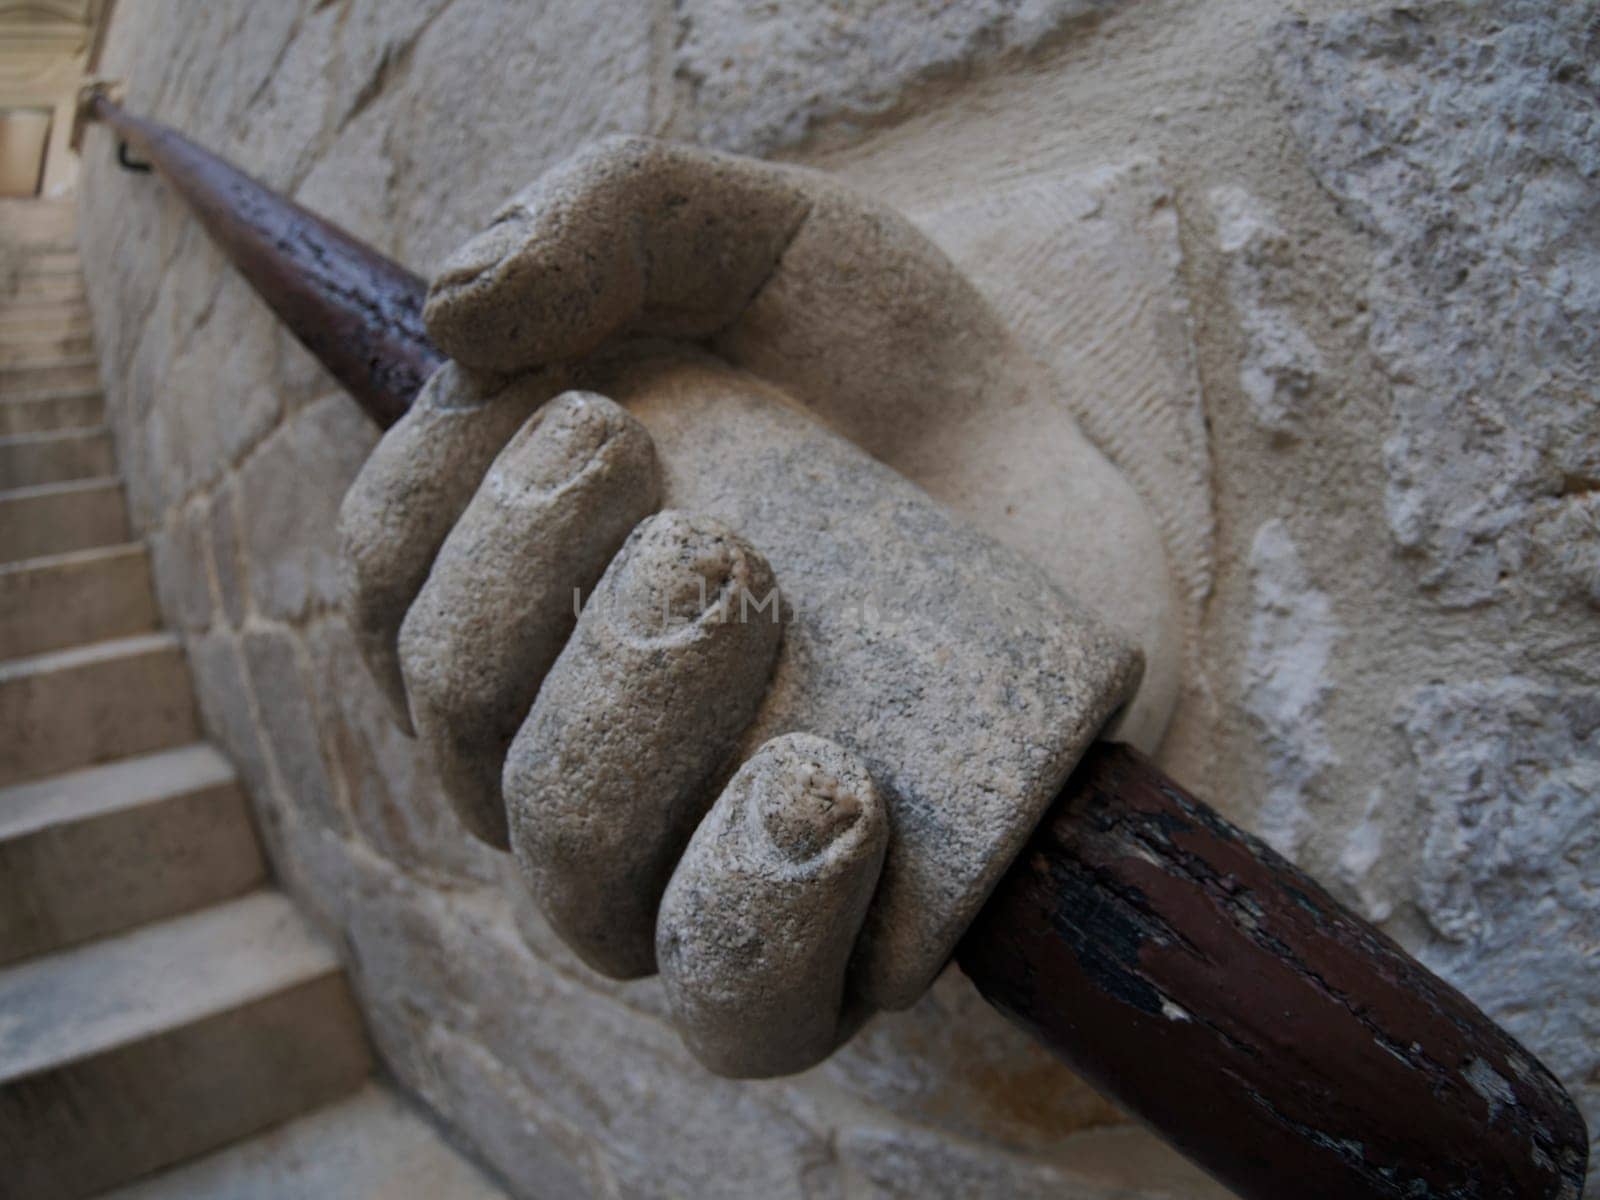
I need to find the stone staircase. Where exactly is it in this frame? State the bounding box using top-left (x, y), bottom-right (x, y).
top-left (0, 201), bottom-right (506, 1199)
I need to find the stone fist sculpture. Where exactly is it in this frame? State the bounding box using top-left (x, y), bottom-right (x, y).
top-left (339, 137), bottom-right (1166, 1077)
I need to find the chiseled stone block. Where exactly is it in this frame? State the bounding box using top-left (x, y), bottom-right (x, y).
top-left (238, 394), bottom-right (375, 622)
top-left (674, 0), bottom-right (1122, 152)
top-left (241, 627), bottom-right (348, 838)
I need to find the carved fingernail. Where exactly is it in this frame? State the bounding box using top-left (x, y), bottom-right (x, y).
top-left (431, 211), bottom-right (529, 291)
top-left (656, 734), bottom-right (888, 1078)
top-left (492, 391), bottom-right (617, 494)
top-left (758, 758), bottom-right (866, 863)
top-left (610, 511), bottom-right (749, 632)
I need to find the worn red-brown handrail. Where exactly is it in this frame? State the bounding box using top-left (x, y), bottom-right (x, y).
top-left (85, 91), bottom-right (439, 427)
top-left (84, 89), bottom-right (1588, 1200)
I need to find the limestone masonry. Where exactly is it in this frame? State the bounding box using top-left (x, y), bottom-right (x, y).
top-left (78, 1), bottom-right (1597, 1195)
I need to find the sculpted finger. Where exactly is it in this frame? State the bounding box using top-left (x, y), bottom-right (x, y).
top-left (423, 136), bottom-right (812, 375)
top-left (338, 362), bottom-right (550, 732)
top-left (657, 734), bottom-right (887, 1078)
top-left (504, 510), bottom-right (782, 978)
top-left (400, 392), bottom-right (659, 848)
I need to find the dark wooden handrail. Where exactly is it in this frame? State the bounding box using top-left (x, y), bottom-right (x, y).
top-left (83, 89), bottom-right (1588, 1200)
top-left (87, 91), bottom-right (440, 428)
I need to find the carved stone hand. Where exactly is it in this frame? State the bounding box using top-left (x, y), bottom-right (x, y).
top-left (338, 137), bottom-right (1164, 1077)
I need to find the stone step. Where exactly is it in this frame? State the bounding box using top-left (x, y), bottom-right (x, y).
top-left (0, 304), bottom-right (85, 333)
top-left (0, 387), bottom-right (104, 436)
top-left (10, 250), bottom-right (80, 275)
top-left (6, 264), bottom-right (82, 289)
top-left (0, 476), bottom-right (128, 563)
top-left (2, 271), bottom-right (84, 300)
top-left (0, 334), bottom-right (96, 366)
top-left (0, 312), bottom-right (89, 338)
top-left (2, 239), bottom-right (78, 259)
top-left (0, 270), bottom-right (82, 291)
top-left (0, 199), bottom-right (76, 234)
top-left (0, 229), bottom-right (77, 255)
top-left (0, 303), bottom-right (93, 333)
top-left (0, 356), bottom-right (99, 398)
top-left (0, 632), bottom-right (198, 788)
top-left (0, 892), bottom-right (372, 1200)
top-left (0, 307), bottom-right (93, 340)
top-left (0, 541), bottom-right (157, 673)
top-left (2, 226), bottom-right (77, 247)
top-left (101, 1084), bottom-right (509, 1200)
top-left (0, 427), bottom-right (115, 488)
top-left (0, 744), bottom-right (264, 965)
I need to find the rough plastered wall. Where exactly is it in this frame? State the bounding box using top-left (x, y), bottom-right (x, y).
top-left (77, 0), bottom-right (1596, 1195)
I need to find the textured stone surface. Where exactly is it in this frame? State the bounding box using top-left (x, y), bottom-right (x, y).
top-left (185, 634), bottom-right (271, 803)
top-left (422, 137), bottom-right (812, 375)
top-left (400, 392), bottom-right (660, 847)
top-left (600, 354), bottom-right (1143, 1011)
top-left (0, 478), bottom-right (128, 564)
top-left (0, 892), bottom-right (371, 1200)
top-left (420, 136), bottom-right (1175, 750)
top-left (104, 1083), bottom-right (509, 1200)
top-left (1403, 679), bottom-right (1599, 1156)
top-left (673, 0), bottom-right (1119, 153)
top-left (149, 500), bottom-right (213, 635)
top-left (342, 866), bottom-right (845, 1200)
top-left (822, 969), bottom-right (1123, 1154)
top-left (77, 0), bottom-right (1598, 1192)
top-left (239, 396), bottom-right (375, 622)
top-left (339, 364), bottom-right (549, 729)
top-left (839, 1127), bottom-right (1076, 1200)
top-left (0, 427), bottom-right (114, 490)
top-left (304, 618), bottom-right (496, 885)
top-left (382, 158), bottom-right (1148, 1059)
top-left (241, 628), bottom-right (347, 838)
top-left (0, 389), bottom-right (105, 437)
top-left (205, 481), bottom-right (247, 629)
top-left (400, 1026), bottom-right (600, 1200)
top-left (1275, 2), bottom-right (1600, 611)
top-left (0, 744), bottom-right (263, 966)
top-left (659, 734), bottom-right (887, 1078)
top-left (1240, 519), bottom-right (1337, 859)
top-left (916, 161), bottom-right (1209, 741)
top-left (197, 275), bottom-right (294, 464)
top-left (1207, 186), bottom-right (1323, 436)
top-left (408, 135), bottom-right (1158, 1022)
top-left (123, 281), bottom-right (231, 517)
top-left (1268, 3), bottom-right (1600, 1172)
top-left (0, 544), bottom-right (159, 661)
top-left (837, 1124), bottom-right (1228, 1200)
top-left (296, 0), bottom-right (655, 274)
top-left (506, 509), bottom-right (781, 980)
top-left (0, 634), bottom-right (197, 788)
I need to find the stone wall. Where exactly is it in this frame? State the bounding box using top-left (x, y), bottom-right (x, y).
top-left (77, 0), bottom-right (1597, 1195)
